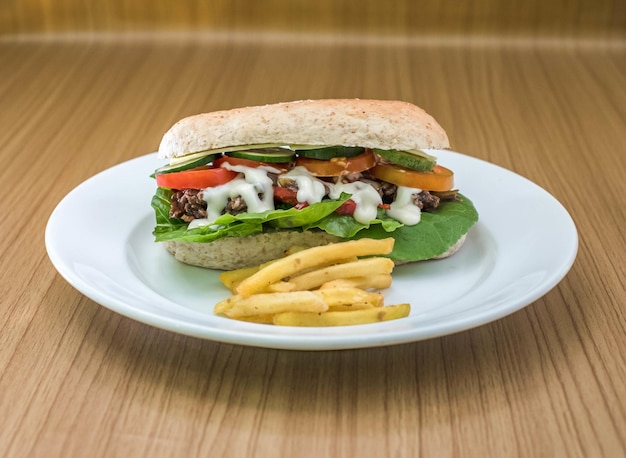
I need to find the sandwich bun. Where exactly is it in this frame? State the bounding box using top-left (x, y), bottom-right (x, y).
top-left (159, 99), bottom-right (449, 160)
top-left (155, 99), bottom-right (474, 270)
top-left (164, 230), bottom-right (341, 271)
top-left (163, 231), bottom-right (467, 270)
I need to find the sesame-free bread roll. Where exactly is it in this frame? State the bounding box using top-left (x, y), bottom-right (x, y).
top-left (163, 231), bottom-right (466, 270)
top-left (164, 230), bottom-right (342, 271)
top-left (158, 99), bottom-right (449, 159)
top-left (154, 99), bottom-right (472, 270)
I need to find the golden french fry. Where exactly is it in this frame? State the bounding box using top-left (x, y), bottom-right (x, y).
top-left (219, 265), bottom-right (261, 292)
top-left (235, 238), bottom-right (394, 297)
top-left (230, 314), bottom-right (275, 324)
top-left (273, 303), bottom-right (411, 327)
top-left (223, 291), bottom-right (328, 318)
top-left (267, 281), bottom-right (297, 293)
top-left (214, 295), bottom-right (239, 314)
top-left (326, 304), bottom-right (375, 312)
top-left (214, 238), bottom-right (410, 327)
top-left (219, 250), bottom-right (356, 293)
top-left (286, 258), bottom-right (394, 291)
top-left (283, 245), bottom-right (309, 256)
top-left (218, 255), bottom-right (285, 292)
top-left (313, 287), bottom-right (384, 308)
top-left (288, 256), bottom-right (359, 279)
top-left (319, 274), bottom-right (393, 291)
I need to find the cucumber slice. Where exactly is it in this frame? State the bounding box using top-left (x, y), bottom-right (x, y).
top-left (227, 147), bottom-right (295, 163)
top-left (373, 149), bottom-right (436, 172)
top-left (296, 146), bottom-right (365, 160)
top-left (155, 152), bottom-right (220, 174)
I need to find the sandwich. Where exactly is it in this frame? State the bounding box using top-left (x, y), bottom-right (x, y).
top-left (151, 99), bottom-right (478, 270)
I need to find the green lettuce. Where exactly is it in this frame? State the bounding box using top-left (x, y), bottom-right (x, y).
top-left (151, 188), bottom-right (352, 243)
top-left (348, 196), bottom-right (478, 261)
top-left (151, 187), bottom-right (478, 261)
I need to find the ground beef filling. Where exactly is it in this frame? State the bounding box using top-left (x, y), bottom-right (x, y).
top-left (170, 189), bottom-right (207, 222)
top-left (169, 182), bottom-right (455, 222)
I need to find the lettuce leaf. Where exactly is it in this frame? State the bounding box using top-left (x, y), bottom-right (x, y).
top-left (151, 187), bottom-right (478, 261)
top-left (152, 188), bottom-right (352, 243)
top-left (350, 196), bottom-right (478, 261)
top-left (311, 208), bottom-right (404, 238)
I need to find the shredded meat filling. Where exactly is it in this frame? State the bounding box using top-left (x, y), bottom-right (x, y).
top-left (225, 196), bottom-right (248, 214)
top-left (169, 189), bottom-right (250, 221)
top-left (170, 189), bottom-right (207, 222)
top-left (169, 182), bottom-right (458, 221)
top-left (414, 191), bottom-right (440, 211)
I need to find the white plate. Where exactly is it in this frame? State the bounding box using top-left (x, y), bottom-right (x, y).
top-left (45, 151), bottom-right (577, 350)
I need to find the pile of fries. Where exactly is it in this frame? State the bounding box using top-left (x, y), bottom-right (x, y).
top-left (214, 238), bottom-right (410, 326)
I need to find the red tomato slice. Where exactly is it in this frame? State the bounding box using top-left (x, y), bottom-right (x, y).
top-left (336, 199), bottom-right (357, 215)
top-left (369, 163), bottom-right (454, 191)
top-left (155, 166), bottom-right (238, 189)
top-left (214, 156), bottom-right (291, 173)
top-left (336, 200), bottom-right (389, 215)
top-left (295, 149), bottom-right (377, 176)
top-left (273, 186), bottom-right (299, 205)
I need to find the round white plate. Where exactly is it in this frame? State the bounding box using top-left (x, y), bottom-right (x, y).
top-left (45, 151), bottom-right (578, 350)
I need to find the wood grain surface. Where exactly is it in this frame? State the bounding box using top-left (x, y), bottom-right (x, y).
top-left (2, 0), bottom-right (625, 39)
top-left (1, 24), bottom-right (625, 458)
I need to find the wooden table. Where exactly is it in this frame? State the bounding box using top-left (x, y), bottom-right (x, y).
top-left (1, 33), bottom-right (625, 457)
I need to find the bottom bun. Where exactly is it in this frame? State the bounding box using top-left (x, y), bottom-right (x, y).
top-left (433, 234), bottom-right (467, 259)
top-left (164, 230), bottom-right (341, 270)
top-left (163, 231), bottom-right (468, 270)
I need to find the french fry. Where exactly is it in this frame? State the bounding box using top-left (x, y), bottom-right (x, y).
top-left (273, 303), bottom-right (411, 327)
top-left (219, 265), bottom-right (261, 292)
top-left (267, 281), bottom-right (297, 293)
top-left (218, 256), bottom-right (284, 292)
top-left (214, 238), bottom-right (411, 328)
top-left (312, 287), bottom-right (384, 308)
top-left (219, 251), bottom-right (357, 293)
top-left (230, 314), bottom-right (275, 324)
top-left (235, 238), bottom-right (394, 297)
top-left (222, 291), bottom-right (328, 318)
top-left (319, 274), bottom-right (393, 291)
top-left (286, 256), bottom-right (359, 279)
top-left (326, 304), bottom-right (376, 312)
top-left (283, 245), bottom-right (309, 256)
top-left (285, 258), bottom-right (394, 291)
top-left (214, 295), bottom-right (239, 314)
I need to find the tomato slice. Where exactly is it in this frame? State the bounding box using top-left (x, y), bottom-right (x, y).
top-left (214, 156), bottom-right (292, 173)
top-left (155, 166), bottom-right (238, 189)
top-left (336, 199), bottom-right (357, 215)
top-left (295, 149), bottom-right (377, 176)
top-left (369, 163), bottom-right (454, 191)
top-left (273, 186), bottom-right (299, 205)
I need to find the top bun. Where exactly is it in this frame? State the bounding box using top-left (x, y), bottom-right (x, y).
top-left (158, 99), bottom-right (449, 159)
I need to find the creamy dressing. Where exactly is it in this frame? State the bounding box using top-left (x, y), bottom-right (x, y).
top-left (189, 177), bottom-right (265, 228)
top-left (387, 186), bottom-right (422, 225)
top-left (189, 163), bottom-right (424, 228)
top-left (327, 181), bottom-right (383, 224)
top-left (281, 166), bottom-right (327, 204)
top-left (190, 163), bottom-right (275, 227)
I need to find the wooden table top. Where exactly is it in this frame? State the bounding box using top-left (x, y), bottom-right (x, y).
top-left (1, 34), bottom-right (624, 457)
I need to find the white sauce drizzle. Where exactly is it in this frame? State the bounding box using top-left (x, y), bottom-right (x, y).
top-left (190, 163), bottom-right (275, 228)
top-left (281, 166), bottom-right (327, 204)
top-left (327, 181), bottom-right (383, 224)
top-left (187, 164), bottom-right (424, 228)
top-left (387, 186), bottom-right (422, 225)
